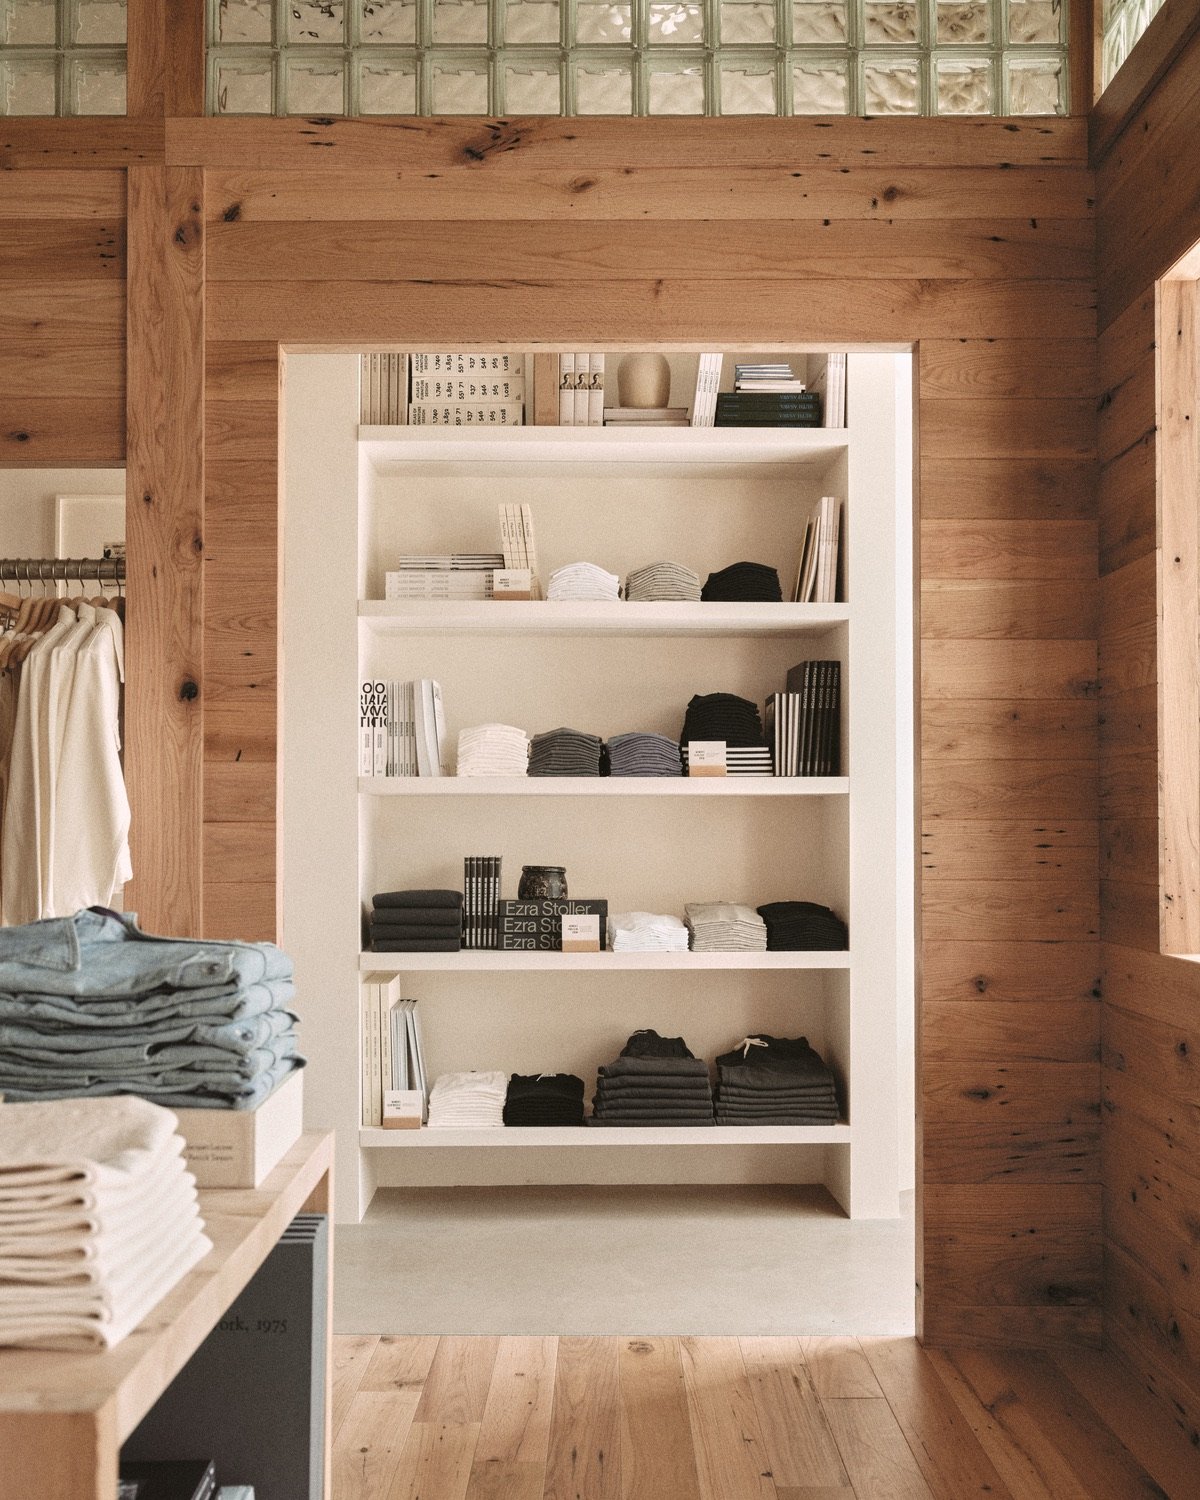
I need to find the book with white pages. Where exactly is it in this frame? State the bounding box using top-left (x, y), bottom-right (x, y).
top-left (406, 1001), bottom-right (428, 1118)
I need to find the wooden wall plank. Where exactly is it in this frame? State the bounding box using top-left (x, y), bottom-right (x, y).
top-left (0, 118), bottom-right (164, 168)
top-left (920, 519), bottom-right (1097, 580)
top-left (921, 941), bottom-right (1101, 1004)
top-left (920, 579), bottom-right (1098, 639)
top-left (919, 339), bottom-right (1097, 400)
top-left (124, 166), bottom-right (205, 937)
top-left (922, 821), bottom-right (1098, 883)
top-left (921, 458), bottom-right (1098, 521)
top-left (922, 699), bottom-right (1099, 761)
top-left (921, 763), bottom-right (1099, 821)
top-left (921, 640), bottom-right (1098, 700)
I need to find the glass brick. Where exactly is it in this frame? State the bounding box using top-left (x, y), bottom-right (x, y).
top-left (936, 55), bottom-right (991, 111)
top-left (1008, 0), bottom-right (1061, 43)
top-left (0, 56), bottom-right (57, 115)
top-left (218, 0), bottom-right (273, 43)
top-left (503, 0), bottom-right (559, 43)
top-left (719, 59), bottom-right (776, 112)
top-left (287, 0), bottom-right (345, 43)
top-left (576, 0), bottom-right (633, 43)
top-left (1, 0), bottom-right (56, 45)
top-left (864, 56), bottom-right (920, 110)
top-left (647, 58), bottom-right (705, 112)
top-left (504, 61), bottom-right (561, 110)
top-left (430, 56), bottom-right (489, 109)
top-left (1006, 53), bottom-right (1062, 112)
top-left (721, 0), bottom-right (775, 44)
top-left (648, 1), bottom-right (705, 43)
top-left (286, 55), bottom-right (346, 110)
top-left (432, 0), bottom-right (490, 42)
top-left (864, 2), bottom-right (918, 42)
top-left (936, 0), bottom-right (989, 43)
top-left (360, 0), bottom-right (417, 43)
top-left (792, 0), bottom-right (846, 43)
top-left (575, 58), bottom-right (633, 111)
top-left (74, 0), bottom-right (128, 44)
top-left (214, 56), bottom-right (275, 111)
top-left (70, 54), bottom-right (126, 113)
top-left (359, 58), bottom-right (418, 109)
top-left (792, 60), bottom-right (848, 111)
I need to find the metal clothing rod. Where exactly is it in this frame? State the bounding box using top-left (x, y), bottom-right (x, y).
top-left (0, 556), bottom-right (125, 584)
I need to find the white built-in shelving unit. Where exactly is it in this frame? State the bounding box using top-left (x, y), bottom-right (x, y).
top-left (283, 352), bottom-right (905, 1223)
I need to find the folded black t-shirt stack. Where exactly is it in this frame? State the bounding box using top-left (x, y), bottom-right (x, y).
top-left (714, 1034), bottom-right (840, 1124)
top-left (680, 692), bottom-right (766, 748)
top-left (701, 561), bottom-right (783, 602)
top-left (757, 901), bottom-right (849, 951)
top-left (370, 889), bottom-right (462, 952)
top-left (528, 727), bottom-right (604, 776)
top-left (504, 1073), bottom-right (586, 1126)
top-left (589, 1029), bottom-right (714, 1126)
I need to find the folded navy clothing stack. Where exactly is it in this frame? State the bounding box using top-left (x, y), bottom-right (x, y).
top-left (606, 732), bottom-right (682, 777)
top-left (680, 693), bottom-right (766, 749)
top-left (504, 1073), bottom-right (586, 1126)
top-left (701, 561), bottom-right (782, 602)
top-left (528, 728), bottom-right (604, 776)
top-left (370, 889), bottom-right (462, 952)
top-left (589, 1030), bottom-right (714, 1126)
top-left (0, 909), bottom-right (303, 1111)
top-left (757, 901), bottom-right (848, 951)
top-left (714, 1034), bottom-right (840, 1124)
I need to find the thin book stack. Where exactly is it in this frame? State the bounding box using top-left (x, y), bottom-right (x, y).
top-left (360, 975), bottom-right (428, 1126)
top-left (765, 660), bottom-right (842, 776)
top-left (558, 353), bottom-right (605, 426)
top-left (497, 503), bottom-right (543, 598)
top-left (359, 678), bottom-right (447, 777)
top-left (716, 363), bottom-right (821, 427)
top-left (605, 406), bottom-right (689, 427)
top-left (689, 352), bottom-right (723, 427)
top-left (408, 352), bottom-right (525, 426)
top-left (464, 855), bottom-right (501, 949)
top-left (361, 352), bottom-right (407, 424)
top-left (385, 554), bottom-right (505, 600)
top-left (792, 496), bottom-right (841, 603)
top-left (810, 352), bottom-right (847, 427)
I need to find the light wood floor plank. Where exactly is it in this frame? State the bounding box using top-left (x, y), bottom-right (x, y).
top-left (413, 1336), bottom-right (501, 1425)
top-left (773, 1490), bottom-right (861, 1499)
top-left (679, 1336), bottom-right (776, 1500)
top-left (859, 1337), bottom-right (1015, 1500)
top-left (800, 1338), bottom-right (886, 1400)
top-left (618, 1336), bottom-right (703, 1500)
top-left (360, 1335), bottom-right (440, 1394)
top-left (739, 1336), bottom-right (852, 1491)
top-left (821, 1398), bottom-right (936, 1500)
top-left (474, 1336), bottom-right (558, 1467)
top-left (543, 1336), bottom-right (622, 1500)
top-left (332, 1334), bottom-right (380, 1443)
top-left (464, 1460), bottom-right (546, 1500)
top-left (333, 1389), bottom-right (421, 1500)
top-left (387, 1421), bottom-right (481, 1500)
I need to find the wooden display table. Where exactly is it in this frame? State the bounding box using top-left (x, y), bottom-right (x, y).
top-left (0, 1132), bottom-right (334, 1500)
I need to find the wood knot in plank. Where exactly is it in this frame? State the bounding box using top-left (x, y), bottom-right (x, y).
top-left (179, 679), bottom-right (200, 702)
top-left (461, 121), bottom-right (525, 163)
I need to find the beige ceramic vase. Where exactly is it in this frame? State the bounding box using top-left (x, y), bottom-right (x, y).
top-left (617, 352), bottom-right (671, 409)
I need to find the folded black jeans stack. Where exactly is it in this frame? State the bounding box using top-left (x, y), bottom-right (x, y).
top-left (714, 1034), bottom-right (840, 1124)
top-left (680, 693), bottom-right (766, 748)
top-left (589, 1029), bottom-right (714, 1126)
top-left (756, 902), bottom-right (849, 951)
top-left (701, 561), bottom-right (783, 602)
top-left (528, 728), bottom-right (604, 776)
top-left (503, 1073), bottom-right (586, 1126)
top-left (369, 889), bottom-right (463, 952)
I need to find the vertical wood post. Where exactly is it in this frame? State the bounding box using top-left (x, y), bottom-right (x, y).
top-left (127, 0), bottom-right (206, 119)
top-left (125, 166), bottom-right (206, 936)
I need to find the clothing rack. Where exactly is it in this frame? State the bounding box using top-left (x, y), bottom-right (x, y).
top-left (0, 556), bottom-right (125, 587)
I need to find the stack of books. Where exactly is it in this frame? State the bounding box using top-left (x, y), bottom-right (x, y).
top-left (498, 504), bottom-right (542, 598)
top-left (604, 407), bottom-right (690, 427)
top-left (360, 976), bottom-right (429, 1127)
top-left (385, 554), bottom-right (505, 600)
top-left (689, 352), bottom-right (723, 427)
top-left (559, 353), bottom-right (605, 425)
top-left (716, 364), bottom-right (821, 427)
top-left (361, 352), bottom-right (407, 424)
top-left (408, 351), bottom-right (525, 426)
top-left (464, 855), bottom-right (502, 949)
top-left (359, 678), bottom-right (447, 777)
top-left (792, 496), bottom-right (841, 603)
top-left (766, 660), bottom-right (842, 776)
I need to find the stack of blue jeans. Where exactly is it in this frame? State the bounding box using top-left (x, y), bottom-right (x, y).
top-left (0, 909), bottom-right (303, 1111)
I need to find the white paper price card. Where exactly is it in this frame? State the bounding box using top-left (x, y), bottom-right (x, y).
top-left (561, 913), bottom-right (601, 952)
top-left (494, 568), bottom-right (532, 598)
top-left (687, 741), bottom-right (728, 776)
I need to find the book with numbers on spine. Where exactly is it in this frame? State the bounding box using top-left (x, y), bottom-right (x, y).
top-left (411, 352), bottom-right (525, 376)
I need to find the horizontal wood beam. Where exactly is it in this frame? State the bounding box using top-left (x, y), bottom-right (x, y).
top-left (0, 119), bottom-right (164, 169)
top-left (1091, 0), bottom-right (1200, 164)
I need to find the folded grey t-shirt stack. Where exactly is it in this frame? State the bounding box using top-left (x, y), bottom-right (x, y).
top-left (606, 732), bottom-right (682, 777)
top-left (684, 901), bottom-right (768, 952)
top-left (528, 727), bottom-right (604, 776)
top-left (370, 890), bottom-right (462, 952)
top-left (624, 562), bottom-right (701, 602)
top-left (589, 1029), bottom-right (714, 1126)
top-left (714, 1034), bottom-right (840, 1124)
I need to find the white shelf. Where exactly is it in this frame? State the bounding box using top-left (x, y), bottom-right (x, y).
top-left (359, 950), bottom-right (850, 972)
top-left (360, 600), bottom-right (849, 636)
top-left (360, 1123), bottom-right (851, 1148)
top-left (360, 776), bottom-right (847, 797)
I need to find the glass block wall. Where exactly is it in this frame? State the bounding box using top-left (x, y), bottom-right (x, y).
top-left (208, 0), bottom-right (1069, 115)
top-left (0, 0), bottom-right (126, 114)
top-left (1100, 0), bottom-right (1162, 89)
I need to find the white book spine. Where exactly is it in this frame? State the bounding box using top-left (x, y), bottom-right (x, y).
top-left (412, 375), bottom-right (525, 402)
top-left (361, 978), bottom-right (381, 1128)
top-left (408, 403), bottom-right (524, 427)
top-left (559, 353), bottom-right (575, 426)
top-left (378, 982), bottom-right (393, 1115)
top-left (411, 352), bottom-right (521, 375)
top-left (573, 351), bottom-right (590, 425)
top-left (431, 680), bottom-right (448, 774)
top-left (588, 353), bottom-right (604, 426)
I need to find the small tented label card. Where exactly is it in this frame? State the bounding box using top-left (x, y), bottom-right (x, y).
top-left (494, 568), bottom-right (532, 599)
top-left (382, 1090), bottom-right (424, 1128)
top-left (561, 913), bottom-right (601, 952)
top-left (687, 741), bottom-right (728, 776)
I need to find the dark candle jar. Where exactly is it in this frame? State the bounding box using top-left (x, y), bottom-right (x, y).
top-left (519, 865), bottom-right (568, 899)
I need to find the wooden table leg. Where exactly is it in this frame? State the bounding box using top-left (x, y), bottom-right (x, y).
top-left (0, 1407), bottom-right (118, 1500)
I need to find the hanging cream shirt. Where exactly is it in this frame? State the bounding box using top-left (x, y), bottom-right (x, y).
top-left (42, 603), bottom-right (97, 915)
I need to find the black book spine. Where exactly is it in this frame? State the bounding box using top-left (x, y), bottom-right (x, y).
top-left (828, 661), bottom-right (841, 776)
top-left (817, 662), bottom-right (831, 776)
top-left (798, 662), bottom-right (812, 776)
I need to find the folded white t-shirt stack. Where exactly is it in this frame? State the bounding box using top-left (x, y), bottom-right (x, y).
top-left (547, 562), bottom-right (621, 601)
top-left (608, 911), bottom-right (691, 952)
top-left (0, 1095), bottom-right (212, 1351)
top-left (684, 902), bottom-right (769, 952)
top-left (456, 723), bottom-right (530, 776)
top-left (427, 1071), bottom-right (508, 1128)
